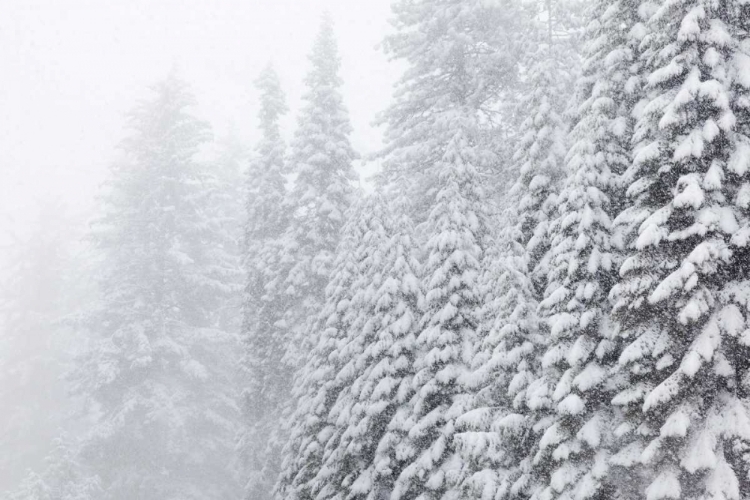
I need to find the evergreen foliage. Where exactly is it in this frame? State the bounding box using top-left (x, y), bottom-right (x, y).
top-left (276, 198), bottom-right (383, 500)
top-left (314, 194), bottom-right (422, 500)
top-left (529, 0), bottom-right (645, 498)
top-left (3, 437), bottom-right (102, 500)
top-left (271, 17), bottom-right (358, 499)
top-left (392, 127), bottom-right (491, 500)
top-left (278, 14), bottom-right (358, 371)
top-left (455, 238), bottom-right (540, 500)
top-left (66, 74), bottom-right (242, 500)
top-left (239, 63), bottom-right (291, 500)
top-left (10, 4), bottom-right (750, 500)
top-left (0, 201), bottom-right (92, 498)
top-left (377, 0), bottom-right (522, 221)
top-left (609, 0), bottom-right (750, 498)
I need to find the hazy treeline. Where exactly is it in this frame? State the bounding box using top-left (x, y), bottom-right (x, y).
top-left (3, 0), bottom-right (750, 499)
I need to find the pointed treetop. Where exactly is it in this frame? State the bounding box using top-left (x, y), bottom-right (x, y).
top-left (255, 63), bottom-right (287, 141)
top-left (123, 72), bottom-right (210, 162)
top-left (306, 13), bottom-right (342, 91)
top-left (289, 12), bottom-right (358, 200)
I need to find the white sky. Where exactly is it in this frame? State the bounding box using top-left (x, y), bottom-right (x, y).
top-left (0, 0), bottom-right (398, 236)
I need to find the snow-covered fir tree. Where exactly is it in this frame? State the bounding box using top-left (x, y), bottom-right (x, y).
top-left (308, 193), bottom-right (422, 500)
top-left (390, 127), bottom-right (491, 500)
top-left (375, 1), bottom-right (516, 497)
top-left (276, 197), bottom-right (383, 500)
top-left (609, 0), bottom-right (750, 498)
top-left (2, 436), bottom-right (102, 500)
top-left (277, 13), bottom-right (358, 374)
top-left (210, 128), bottom-right (248, 331)
top-left (238, 63), bottom-right (292, 500)
top-left (451, 0), bottom-right (589, 496)
top-left (377, 0), bottom-right (521, 223)
top-left (509, 0), bottom-right (579, 292)
top-left (271, 19), bottom-right (358, 496)
top-left (468, 1), bottom-right (583, 497)
top-left (529, 0), bottom-right (645, 498)
top-left (309, 197), bottom-right (389, 499)
top-left (9, 5), bottom-right (750, 500)
top-left (453, 237), bottom-right (540, 500)
top-left (332, 193), bottom-right (422, 500)
top-left (66, 74), bottom-right (242, 500)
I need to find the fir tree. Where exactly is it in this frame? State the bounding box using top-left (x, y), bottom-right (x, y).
top-left (210, 128), bottom-right (248, 332)
top-left (278, 14), bottom-right (358, 372)
top-left (509, 0), bottom-right (579, 294)
top-left (375, 1), bottom-right (511, 497)
top-left (530, 0), bottom-right (645, 498)
top-left (2, 436), bottom-right (102, 500)
top-left (609, 0), bottom-right (750, 498)
top-left (276, 198), bottom-right (382, 500)
top-left (454, 239), bottom-right (540, 500)
top-left (310, 197), bottom-right (391, 500)
top-left (377, 0), bottom-right (521, 222)
top-left (390, 127), bottom-right (491, 500)
top-left (238, 63), bottom-right (292, 500)
top-left (484, 2), bottom-right (583, 497)
top-left (433, 0), bottom-right (577, 497)
top-left (67, 74), bottom-right (241, 500)
top-left (271, 20), bottom-right (358, 496)
top-left (312, 193), bottom-right (422, 500)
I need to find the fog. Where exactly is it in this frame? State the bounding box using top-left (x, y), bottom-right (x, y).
top-left (1, 0), bottom-right (395, 233)
top-left (4, 0), bottom-right (743, 499)
top-left (1, 0), bottom-right (395, 495)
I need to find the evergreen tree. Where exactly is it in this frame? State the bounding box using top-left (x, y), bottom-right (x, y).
top-left (388, 128), bottom-right (490, 500)
top-left (67, 74), bottom-right (241, 500)
top-left (238, 63), bottom-right (292, 500)
top-left (312, 193), bottom-right (422, 500)
top-left (377, 0), bottom-right (521, 222)
top-left (310, 197), bottom-right (390, 500)
top-left (530, 0), bottom-right (645, 498)
top-left (509, 0), bottom-right (579, 294)
top-left (452, 0), bottom-right (586, 496)
top-left (475, 2), bottom-right (583, 498)
top-left (609, 0), bottom-right (750, 498)
top-left (278, 14), bottom-right (358, 373)
top-left (276, 197), bottom-right (381, 500)
top-left (2, 436), bottom-right (102, 500)
top-left (375, 1), bottom-right (512, 497)
top-left (271, 20), bottom-right (358, 496)
top-left (454, 238), bottom-right (540, 500)
top-left (211, 128), bottom-right (248, 331)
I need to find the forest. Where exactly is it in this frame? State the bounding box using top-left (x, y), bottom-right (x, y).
top-left (2, 0), bottom-right (750, 499)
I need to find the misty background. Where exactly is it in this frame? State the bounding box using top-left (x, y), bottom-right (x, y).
top-left (0, 0), bottom-right (393, 493)
top-left (8, 0), bottom-right (745, 498)
top-left (1, 0), bottom-right (395, 235)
